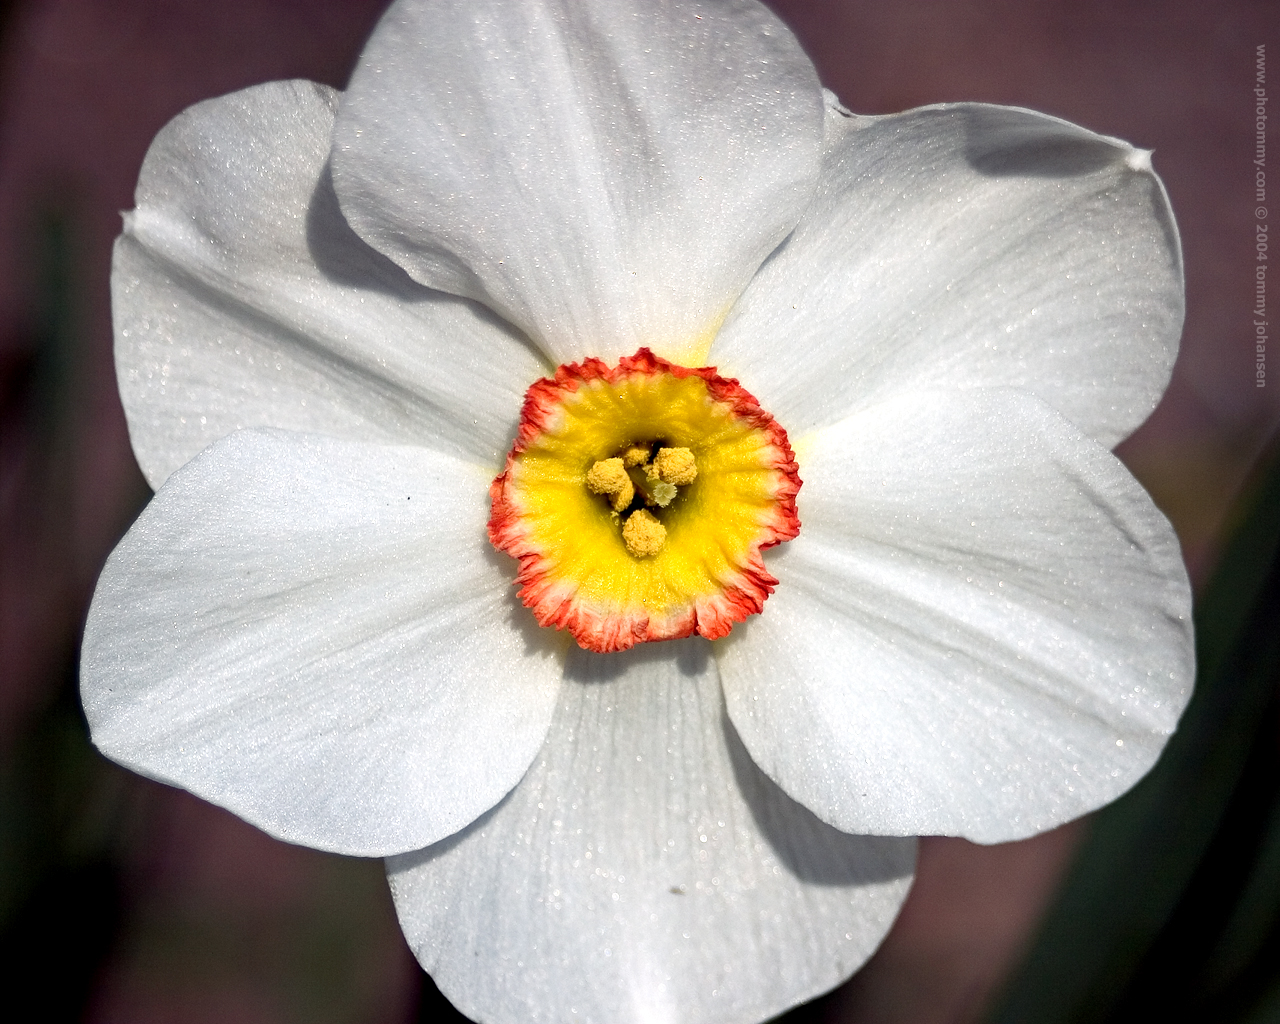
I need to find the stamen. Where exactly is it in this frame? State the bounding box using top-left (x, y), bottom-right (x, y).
top-left (589, 445), bottom-right (700, 547)
top-left (586, 457), bottom-right (634, 512)
top-left (622, 509), bottom-right (666, 557)
top-left (621, 445), bottom-right (652, 468)
top-left (653, 447), bottom-right (697, 486)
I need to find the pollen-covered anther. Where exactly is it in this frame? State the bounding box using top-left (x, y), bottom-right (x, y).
top-left (586, 457), bottom-right (634, 512)
top-left (622, 509), bottom-right (666, 557)
top-left (653, 446), bottom-right (697, 486)
top-left (621, 445), bottom-right (652, 468)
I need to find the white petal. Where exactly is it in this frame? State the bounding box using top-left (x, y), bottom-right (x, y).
top-left (115, 79), bottom-right (547, 490)
top-left (718, 389), bottom-right (1194, 844)
top-left (331, 0), bottom-right (824, 367)
top-left (389, 638), bottom-right (914, 1024)
top-left (81, 430), bottom-right (562, 857)
top-left (713, 101), bottom-right (1183, 447)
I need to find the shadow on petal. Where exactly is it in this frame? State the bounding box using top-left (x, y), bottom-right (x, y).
top-left (961, 105), bottom-right (1122, 178)
top-left (563, 634), bottom-right (713, 685)
top-left (306, 160), bottom-right (430, 295)
top-left (723, 706), bottom-right (916, 888)
top-left (481, 543), bottom-right (573, 663)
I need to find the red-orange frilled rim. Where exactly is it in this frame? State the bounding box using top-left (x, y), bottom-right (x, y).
top-left (488, 349), bottom-right (801, 652)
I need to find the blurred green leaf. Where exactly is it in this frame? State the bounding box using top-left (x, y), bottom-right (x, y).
top-left (987, 440), bottom-right (1280, 1024)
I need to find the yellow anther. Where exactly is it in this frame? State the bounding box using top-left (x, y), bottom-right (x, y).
top-left (653, 447), bottom-right (697, 486)
top-left (586, 458), bottom-right (634, 512)
top-left (587, 445), bottom-right (693, 555)
top-left (621, 445), bottom-right (652, 468)
top-left (622, 508), bottom-right (666, 557)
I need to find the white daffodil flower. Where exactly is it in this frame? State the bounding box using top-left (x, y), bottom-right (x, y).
top-left (81, 0), bottom-right (1194, 1021)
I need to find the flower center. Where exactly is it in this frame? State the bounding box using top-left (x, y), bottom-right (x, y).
top-left (585, 443), bottom-right (698, 557)
top-left (488, 348), bottom-right (800, 653)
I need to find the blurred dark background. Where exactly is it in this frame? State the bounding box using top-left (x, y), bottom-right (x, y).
top-left (0, 1), bottom-right (1274, 1021)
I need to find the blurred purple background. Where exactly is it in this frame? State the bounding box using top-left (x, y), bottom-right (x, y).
top-left (0, 1), bottom-right (1271, 1021)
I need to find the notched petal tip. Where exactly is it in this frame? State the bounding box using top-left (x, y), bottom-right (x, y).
top-left (1126, 146), bottom-right (1155, 173)
top-left (714, 99), bottom-right (1185, 449)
